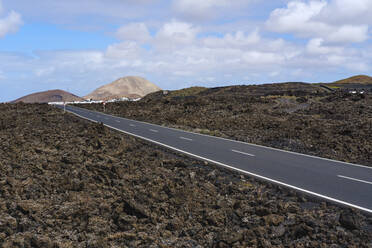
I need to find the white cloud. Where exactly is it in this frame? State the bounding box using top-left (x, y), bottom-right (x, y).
top-left (116, 23), bottom-right (151, 43)
top-left (326, 25), bottom-right (368, 43)
top-left (105, 41), bottom-right (141, 60)
top-left (1, 32), bottom-right (370, 102)
top-left (154, 21), bottom-right (199, 50)
top-left (1, 0), bottom-right (372, 102)
top-left (269, 71), bottom-right (280, 77)
top-left (266, 0), bottom-right (369, 44)
top-left (173, 0), bottom-right (229, 20)
top-left (172, 0), bottom-right (253, 21)
top-left (0, 0), bottom-right (23, 38)
top-left (35, 67), bottom-right (55, 77)
top-left (317, 0), bottom-right (372, 25)
top-left (202, 30), bottom-right (260, 48)
top-left (38, 50), bottom-right (104, 67)
top-left (242, 51), bottom-right (284, 65)
top-left (306, 38), bottom-right (343, 55)
top-left (267, 1), bottom-right (327, 34)
top-left (175, 0), bottom-right (229, 10)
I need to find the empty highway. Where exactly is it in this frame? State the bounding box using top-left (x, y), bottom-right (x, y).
top-left (58, 104), bottom-right (372, 213)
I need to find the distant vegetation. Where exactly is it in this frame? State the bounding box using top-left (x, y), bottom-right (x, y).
top-left (330, 75), bottom-right (372, 85)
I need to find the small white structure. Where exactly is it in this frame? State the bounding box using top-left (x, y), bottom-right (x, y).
top-left (48, 97), bottom-right (141, 105)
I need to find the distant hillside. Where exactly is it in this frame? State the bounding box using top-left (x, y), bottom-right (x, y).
top-left (13, 90), bottom-right (83, 103)
top-left (85, 76), bottom-right (161, 101)
top-left (330, 75), bottom-right (372, 85)
top-left (143, 82), bottom-right (322, 102)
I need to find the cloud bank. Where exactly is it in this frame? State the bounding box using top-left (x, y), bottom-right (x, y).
top-left (0, 0), bottom-right (22, 38)
top-left (0, 0), bottom-right (371, 102)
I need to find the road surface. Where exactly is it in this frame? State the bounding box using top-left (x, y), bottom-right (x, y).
top-left (57, 104), bottom-right (372, 213)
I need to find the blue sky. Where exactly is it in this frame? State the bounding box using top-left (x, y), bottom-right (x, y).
top-left (0, 0), bottom-right (371, 102)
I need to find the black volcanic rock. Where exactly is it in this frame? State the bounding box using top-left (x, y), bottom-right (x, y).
top-left (0, 103), bottom-right (371, 247)
top-left (80, 83), bottom-right (372, 166)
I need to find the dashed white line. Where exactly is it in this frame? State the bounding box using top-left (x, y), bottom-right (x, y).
top-left (180, 137), bottom-right (193, 141)
top-left (64, 107), bottom-right (371, 170)
top-left (149, 129), bottom-right (159, 133)
top-left (338, 175), bottom-right (372, 185)
top-left (61, 107), bottom-right (372, 213)
top-left (130, 124), bottom-right (136, 127)
top-left (116, 120), bottom-right (120, 123)
top-left (232, 149), bottom-right (255, 157)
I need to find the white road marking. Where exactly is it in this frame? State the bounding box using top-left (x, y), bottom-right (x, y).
top-left (232, 149), bottom-right (255, 157)
top-left (67, 106), bottom-right (372, 170)
top-left (130, 124), bottom-right (136, 127)
top-left (90, 108), bottom-right (371, 170)
top-left (338, 175), bottom-right (372, 185)
top-left (149, 129), bottom-right (159, 133)
top-left (62, 108), bottom-right (372, 213)
top-left (116, 120), bottom-right (120, 123)
top-left (180, 137), bottom-right (193, 141)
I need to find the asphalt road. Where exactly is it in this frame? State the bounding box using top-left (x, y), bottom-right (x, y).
top-left (58, 104), bottom-right (372, 213)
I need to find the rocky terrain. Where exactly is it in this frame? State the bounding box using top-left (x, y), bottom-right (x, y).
top-left (13, 89), bottom-right (83, 103)
top-left (1, 103), bottom-right (371, 247)
top-left (80, 82), bottom-right (372, 167)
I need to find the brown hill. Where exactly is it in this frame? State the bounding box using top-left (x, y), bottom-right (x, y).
top-left (330, 75), bottom-right (372, 85)
top-left (13, 89), bottom-right (83, 103)
top-left (85, 76), bottom-right (161, 101)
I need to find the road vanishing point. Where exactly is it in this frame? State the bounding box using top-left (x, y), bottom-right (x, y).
top-left (58, 105), bottom-right (372, 213)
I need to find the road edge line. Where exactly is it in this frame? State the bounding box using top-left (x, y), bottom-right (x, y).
top-left (63, 107), bottom-right (372, 214)
top-left (66, 105), bottom-right (372, 170)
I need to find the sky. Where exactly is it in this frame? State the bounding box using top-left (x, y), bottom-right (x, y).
top-left (0, 0), bottom-right (371, 102)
